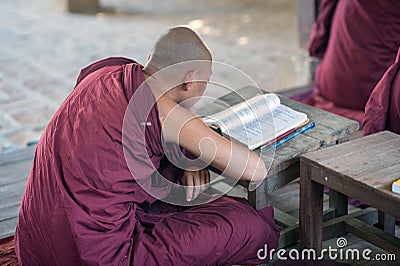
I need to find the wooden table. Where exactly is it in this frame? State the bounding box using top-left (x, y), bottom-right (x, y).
top-left (197, 86), bottom-right (359, 208)
top-left (300, 131), bottom-right (400, 254)
top-left (195, 86), bottom-right (359, 247)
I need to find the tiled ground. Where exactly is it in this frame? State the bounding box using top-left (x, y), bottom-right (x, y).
top-left (0, 0), bottom-right (310, 152)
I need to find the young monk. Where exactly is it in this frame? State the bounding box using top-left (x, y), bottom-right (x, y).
top-left (294, 0), bottom-right (400, 124)
top-left (15, 26), bottom-right (280, 265)
top-left (363, 47), bottom-right (400, 136)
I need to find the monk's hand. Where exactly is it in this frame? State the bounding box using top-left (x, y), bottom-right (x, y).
top-left (182, 169), bottom-right (210, 201)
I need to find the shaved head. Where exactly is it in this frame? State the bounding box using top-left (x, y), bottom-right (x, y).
top-left (146, 26), bottom-right (212, 70)
top-left (143, 26), bottom-right (212, 107)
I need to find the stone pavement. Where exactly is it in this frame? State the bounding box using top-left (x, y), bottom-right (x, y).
top-left (0, 0), bottom-right (310, 152)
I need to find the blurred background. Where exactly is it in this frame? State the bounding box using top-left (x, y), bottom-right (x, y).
top-left (0, 0), bottom-right (314, 152)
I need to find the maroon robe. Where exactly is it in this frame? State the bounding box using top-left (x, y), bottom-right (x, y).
top-left (363, 47), bottom-right (400, 135)
top-left (295, 0), bottom-right (400, 124)
top-left (15, 57), bottom-right (280, 265)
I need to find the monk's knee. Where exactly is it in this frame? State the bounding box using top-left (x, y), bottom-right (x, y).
top-left (237, 211), bottom-right (279, 249)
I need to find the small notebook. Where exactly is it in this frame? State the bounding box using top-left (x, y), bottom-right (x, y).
top-left (203, 94), bottom-right (308, 150)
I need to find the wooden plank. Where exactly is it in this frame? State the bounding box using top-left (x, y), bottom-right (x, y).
top-left (248, 183), bottom-right (268, 209)
top-left (363, 164), bottom-right (400, 188)
top-left (323, 208), bottom-right (336, 221)
top-left (314, 148), bottom-right (400, 184)
top-left (0, 217), bottom-right (18, 239)
top-left (0, 192), bottom-right (24, 211)
top-left (264, 163), bottom-right (300, 193)
top-left (0, 146), bottom-right (35, 166)
top-left (280, 96), bottom-right (359, 145)
top-left (0, 202), bottom-right (20, 222)
top-left (0, 162), bottom-right (31, 186)
top-left (279, 224), bottom-right (300, 248)
top-left (322, 208), bottom-right (378, 239)
top-left (301, 132), bottom-right (400, 218)
top-left (274, 207), bottom-right (299, 228)
top-left (344, 218), bottom-right (400, 255)
top-left (0, 179), bottom-right (28, 198)
top-left (286, 197), bottom-right (339, 222)
top-left (377, 211), bottom-right (396, 235)
top-left (247, 188), bottom-right (257, 209)
top-left (305, 163), bottom-right (400, 218)
top-left (270, 185), bottom-right (331, 217)
top-left (271, 199), bottom-right (300, 216)
top-left (0, 165), bottom-right (30, 187)
top-left (0, 148), bottom-right (34, 239)
top-left (303, 131), bottom-right (399, 164)
top-left (279, 208), bottom-right (378, 250)
top-left (260, 136), bottom-right (320, 178)
top-left (329, 189), bottom-right (348, 217)
top-left (300, 161), bottom-right (324, 252)
top-left (268, 179), bottom-right (300, 204)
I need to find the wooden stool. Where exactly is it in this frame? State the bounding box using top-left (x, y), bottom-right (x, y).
top-left (299, 131), bottom-right (400, 254)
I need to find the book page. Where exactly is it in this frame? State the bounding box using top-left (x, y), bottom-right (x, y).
top-left (203, 94), bottom-right (308, 150)
top-left (270, 104), bottom-right (308, 143)
top-left (220, 109), bottom-right (276, 149)
top-left (203, 94), bottom-right (280, 130)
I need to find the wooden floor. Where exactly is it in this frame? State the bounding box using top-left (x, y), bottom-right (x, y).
top-left (1, 148), bottom-right (399, 265)
top-left (0, 147), bottom-right (35, 239)
top-left (267, 179), bottom-right (400, 265)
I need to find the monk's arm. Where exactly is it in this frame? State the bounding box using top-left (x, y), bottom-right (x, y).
top-left (182, 117), bottom-right (267, 182)
top-left (159, 97), bottom-right (267, 182)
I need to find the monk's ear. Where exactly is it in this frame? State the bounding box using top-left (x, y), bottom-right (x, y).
top-left (183, 70), bottom-right (198, 91)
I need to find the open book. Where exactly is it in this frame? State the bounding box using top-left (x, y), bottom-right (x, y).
top-left (203, 94), bottom-right (308, 150)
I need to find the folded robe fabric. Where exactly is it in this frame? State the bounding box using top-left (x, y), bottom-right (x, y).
top-left (15, 57), bottom-right (280, 265)
top-left (362, 47), bottom-right (400, 135)
top-left (295, 0), bottom-right (400, 124)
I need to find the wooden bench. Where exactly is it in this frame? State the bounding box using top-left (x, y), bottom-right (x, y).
top-left (300, 131), bottom-right (400, 254)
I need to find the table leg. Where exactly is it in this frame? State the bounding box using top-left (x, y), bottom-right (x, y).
top-left (376, 211), bottom-right (396, 235)
top-left (329, 189), bottom-right (348, 217)
top-left (300, 162), bottom-right (323, 252)
top-left (248, 189), bottom-right (256, 209)
top-left (248, 180), bottom-right (268, 210)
